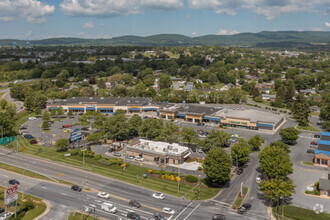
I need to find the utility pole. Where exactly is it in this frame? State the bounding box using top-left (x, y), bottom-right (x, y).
top-left (177, 165), bottom-right (180, 193)
top-left (83, 149), bottom-right (85, 167)
top-left (16, 135), bottom-right (19, 152)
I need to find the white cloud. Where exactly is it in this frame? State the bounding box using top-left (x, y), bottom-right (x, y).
top-left (77, 32), bottom-right (91, 38)
top-left (216, 29), bottom-right (239, 35)
top-left (192, 32), bottom-right (197, 37)
top-left (96, 33), bottom-right (112, 39)
top-left (141, 0), bottom-right (183, 10)
top-left (26, 30), bottom-right (32, 37)
top-left (60, 0), bottom-right (141, 17)
top-left (82, 21), bottom-right (94, 29)
top-left (325, 22), bottom-right (330, 27)
top-left (0, 0), bottom-right (54, 23)
top-left (188, 0), bottom-right (330, 20)
top-left (311, 27), bottom-right (322, 31)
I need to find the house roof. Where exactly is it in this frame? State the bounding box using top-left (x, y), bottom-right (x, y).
top-left (319, 179), bottom-right (330, 191)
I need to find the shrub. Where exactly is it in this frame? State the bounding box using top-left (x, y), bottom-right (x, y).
top-left (305, 190), bottom-right (312, 194)
top-left (314, 190), bottom-right (320, 195)
top-left (108, 158), bottom-right (118, 165)
top-left (94, 154), bottom-right (101, 160)
top-left (184, 175), bottom-right (198, 183)
top-left (117, 158), bottom-right (123, 165)
top-left (198, 166), bottom-right (203, 171)
top-left (314, 181), bottom-right (319, 190)
top-left (98, 159), bottom-right (112, 166)
top-left (150, 170), bottom-right (161, 174)
top-left (71, 150), bottom-right (78, 155)
top-left (56, 147), bottom-right (68, 152)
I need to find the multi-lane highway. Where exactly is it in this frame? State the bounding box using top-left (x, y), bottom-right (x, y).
top-left (0, 146), bottom-right (268, 220)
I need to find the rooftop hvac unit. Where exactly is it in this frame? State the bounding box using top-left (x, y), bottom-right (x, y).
top-left (173, 148), bottom-right (178, 152)
top-left (79, 102), bottom-right (82, 104)
top-left (168, 145), bottom-right (173, 150)
top-left (163, 148), bottom-right (168, 152)
top-left (72, 97), bottom-right (75, 99)
top-left (224, 110), bottom-right (228, 113)
top-left (100, 97), bottom-right (104, 99)
top-left (89, 97), bottom-right (93, 100)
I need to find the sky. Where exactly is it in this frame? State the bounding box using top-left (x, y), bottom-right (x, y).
top-left (0, 0), bottom-right (329, 40)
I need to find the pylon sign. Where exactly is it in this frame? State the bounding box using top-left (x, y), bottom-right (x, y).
top-left (0, 136), bottom-right (15, 145)
top-left (5, 184), bottom-right (18, 205)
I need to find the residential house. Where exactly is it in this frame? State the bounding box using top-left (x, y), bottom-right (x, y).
top-left (172, 81), bottom-right (185, 90)
top-left (184, 82), bottom-right (194, 92)
top-left (262, 94), bottom-right (276, 101)
top-left (220, 83), bottom-right (234, 92)
top-left (300, 89), bottom-right (316, 96)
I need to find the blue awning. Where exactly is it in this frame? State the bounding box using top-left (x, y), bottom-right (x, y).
top-left (318, 140), bottom-right (330, 146)
top-left (143, 108), bottom-right (157, 111)
top-left (128, 108), bottom-right (140, 111)
top-left (321, 131), bottom-right (330, 137)
top-left (48, 107), bottom-right (58, 110)
top-left (176, 113), bottom-right (186, 117)
top-left (204, 117), bottom-right (220, 122)
top-left (98, 108), bottom-right (113, 110)
top-left (86, 108), bottom-right (95, 111)
top-left (257, 123), bottom-right (273, 128)
top-left (69, 108), bottom-right (84, 110)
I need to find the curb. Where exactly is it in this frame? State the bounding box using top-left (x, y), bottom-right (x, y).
top-left (266, 206), bottom-right (277, 220)
top-left (32, 199), bottom-right (52, 220)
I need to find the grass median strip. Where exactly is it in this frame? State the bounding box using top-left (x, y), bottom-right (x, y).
top-left (232, 186), bottom-right (248, 209)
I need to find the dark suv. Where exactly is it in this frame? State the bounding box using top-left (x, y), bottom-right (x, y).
top-left (237, 203), bottom-right (251, 214)
top-left (212, 214), bottom-right (226, 220)
top-left (127, 212), bottom-right (140, 220)
top-left (71, 185), bottom-right (82, 192)
top-left (9, 179), bottom-right (20, 185)
top-left (129, 200), bottom-right (141, 208)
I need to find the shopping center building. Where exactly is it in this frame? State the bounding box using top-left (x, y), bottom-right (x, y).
top-left (314, 132), bottom-right (330, 167)
top-left (46, 97), bottom-right (285, 131)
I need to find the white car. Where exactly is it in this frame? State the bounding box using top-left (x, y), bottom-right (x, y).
top-left (256, 177), bottom-right (261, 183)
top-left (28, 117), bottom-right (36, 121)
top-left (101, 202), bottom-right (117, 213)
top-left (135, 156), bottom-right (144, 161)
top-left (152, 193), bottom-right (165, 200)
top-left (98, 192), bottom-right (110, 199)
top-left (163, 207), bottom-right (175, 215)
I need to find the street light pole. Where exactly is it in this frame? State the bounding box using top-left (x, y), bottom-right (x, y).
top-left (22, 170), bottom-right (25, 200)
top-left (177, 165), bottom-right (180, 193)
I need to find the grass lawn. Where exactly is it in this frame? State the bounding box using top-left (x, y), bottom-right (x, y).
top-left (8, 113), bottom-right (221, 201)
top-left (164, 51), bottom-right (180, 59)
top-left (273, 205), bottom-right (330, 220)
top-left (302, 161), bottom-right (314, 166)
top-left (296, 124), bottom-right (320, 132)
top-left (68, 212), bottom-right (99, 220)
top-left (0, 186), bottom-right (46, 220)
top-left (232, 187), bottom-right (248, 209)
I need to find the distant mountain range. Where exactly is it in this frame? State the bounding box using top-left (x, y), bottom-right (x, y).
top-left (1, 31), bottom-right (329, 47)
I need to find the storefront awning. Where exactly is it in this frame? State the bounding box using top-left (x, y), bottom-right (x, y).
top-left (98, 108), bottom-right (113, 110)
top-left (86, 108), bottom-right (95, 111)
top-left (128, 108), bottom-right (140, 111)
top-left (69, 108), bottom-right (84, 110)
top-left (183, 151), bottom-right (191, 158)
top-left (143, 108), bottom-right (157, 111)
top-left (204, 117), bottom-right (220, 122)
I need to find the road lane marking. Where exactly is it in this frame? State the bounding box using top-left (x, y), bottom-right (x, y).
top-left (41, 187), bottom-right (47, 190)
top-left (60, 193), bottom-right (67, 196)
top-left (173, 202), bottom-right (193, 220)
top-left (183, 203), bottom-right (200, 220)
top-left (3, 175), bottom-right (8, 178)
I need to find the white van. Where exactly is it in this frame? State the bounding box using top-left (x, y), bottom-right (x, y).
top-left (101, 202), bottom-right (117, 213)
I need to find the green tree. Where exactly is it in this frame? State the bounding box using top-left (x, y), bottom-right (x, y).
top-left (97, 78), bottom-right (106, 89)
top-left (156, 121), bottom-right (179, 143)
top-left (50, 109), bottom-right (57, 117)
top-left (279, 127), bottom-right (300, 144)
top-left (292, 93), bottom-right (310, 126)
top-left (102, 112), bottom-right (129, 140)
top-left (55, 138), bottom-right (68, 149)
top-left (258, 144), bottom-right (293, 179)
top-left (270, 141), bottom-right (290, 153)
top-left (128, 115), bottom-right (143, 136)
top-left (42, 110), bottom-right (50, 121)
top-left (86, 133), bottom-right (102, 143)
top-left (158, 74), bottom-right (172, 89)
top-left (35, 106), bottom-right (42, 115)
top-left (41, 121), bottom-right (49, 130)
top-left (248, 135), bottom-right (264, 151)
top-left (320, 104), bottom-right (330, 122)
top-left (231, 141), bottom-right (251, 166)
top-left (24, 91), bottom-right (47, 111)
top-left (139, 118), bottom-right (164, 140)
top-left (57, 107), bottom-right (64, 116)
top-left (180, 127), bottom-right (199, 146)
top-left (68, 110), bottom-right (74, 117)
top-left (203, 148), bottom-right (232, 185)
top-left (201, 130), bottom-right (231, 151)
top-left (249, 86), bottom-right (260, 98)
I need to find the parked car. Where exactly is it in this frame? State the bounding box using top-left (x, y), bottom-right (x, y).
top-left (30, 139), bottom-right (38, 144)
top-left (162, 207), bottom-right (175, 215)
top-left (108, 148), bottom-right (116, 153)
top-left (19, 125), bottom-right (27, 130)
top-left (97, 192), bottom-right (110, 199)
top-left (241, 203), bottom-right (251, 210)
top-left (135, 156), bottom-right (144, 162)
top-left (25, 135), bottom-right (35, 140)
top-left (152, 193), bottom-right (165, 200)
top-left (307, 149), bottom-right (315, 154)
top-left (212, 214), bottom-right (226, 220)
top-left (197, 123), bottom-right (205, 126)
top-left (125, 155), bottom-right (134, 160)
top-left (113, 152), bottom-right (121, 157)
top-left (8, 179), bottom-right (19, 185)
top-left (256, 177), bottom-right (261, 183)
top-left (101, 202), bottom-right (117, 213)
top-left (236, 168), bottom-right (243, 175)
top-left (62, 125), bottom-right (72, 128)
top-left (58, 119), bottom-right (63, 122)
top-left (143, 116), bottom-right (148, 119)
top-left (316, 121), bottom-right (323, 125)
top-left (127, 212), bottom-right (140, 220)
top-left (28, 117), bottom-right (36, 121)
top-left (314, 134), bottom-right (320, 138)
top-left (197, 148), bottom-right (203, 153)
top-left (71, 185), bottom-right (82, 192)
top-left (129, 200), bottom-right (141, 208)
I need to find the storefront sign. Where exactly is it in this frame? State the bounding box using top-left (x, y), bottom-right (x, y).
top-left (86, 105), bottom-right (95, 108)
top-left (228, 120), bottom-right (248, 125)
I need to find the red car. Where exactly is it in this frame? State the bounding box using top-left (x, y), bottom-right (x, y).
top-left (62, 125), bottom-right (72, 128)
top-left (30, 139), bottom-right (38, 144)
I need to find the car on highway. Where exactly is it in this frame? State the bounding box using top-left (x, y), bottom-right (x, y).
top-left (28, 117), bottom-right (36, 121)
top-left (162, 207), bottom-right (175, 215)
top-left (125, 155), bottom-right (134, 160)
top-left (127, 212), bottom-right (140, 220)
top-left (212, 214), bottom-right (226, 220)
top-left (129, 200), bottom-right (141, 208)
top-left (97, 192), bottom-right (110, 199)
top-left (8, 179), bottom-right (19, 185)
top-left (149, 213), bottom-right (165, 220)
top-left (237, 203), bottom-right (251, 214)
top-left (62, 124), bottom-right (72, 128)
top-left (152, 193), bottom-right (165, 200)
top-left (135, 156), bottom-right (144, 162)
top-left (71, 185), bottom-right (82, 192)
top-left (113, 152), bottom-right (121, 157)
top-left (307, 149), bottom-right (315, 154)
top-left (101, 202), bottom-right (117, 213)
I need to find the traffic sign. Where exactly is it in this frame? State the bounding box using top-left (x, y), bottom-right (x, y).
top-left (5, 184), bottom-right (18, 205)
top-left (0, 136), bottom-right (15, 145)
top-left (59, 173), bottom-right (62, 177)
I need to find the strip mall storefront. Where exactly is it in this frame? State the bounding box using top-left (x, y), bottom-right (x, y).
top-left (221, 117), bottom-right (259, 130)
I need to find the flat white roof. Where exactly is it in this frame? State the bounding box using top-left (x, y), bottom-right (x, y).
top-left (132, 139), bottom-right (189, 155)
